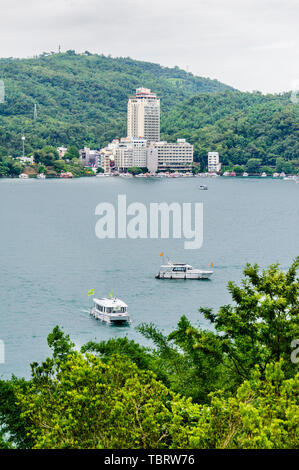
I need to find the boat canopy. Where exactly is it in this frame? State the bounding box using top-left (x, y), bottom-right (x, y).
top-left (93, 297), bottom-right (128, 308)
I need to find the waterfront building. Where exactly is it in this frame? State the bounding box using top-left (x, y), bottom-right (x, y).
top-left (151, 139), bottom-right (194, 171)
top-left (146, 147), bottom-right (158, 173)
top-left (208, 152), bottom-right (221, 173)
top-left (79, 147), bottom-right (100, 168)
top-left (127, 88), bottom-right (160, 144)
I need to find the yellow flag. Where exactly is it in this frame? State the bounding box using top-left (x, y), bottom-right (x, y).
top-left (109, 290), bottom-right (114, 298)
top-left (87, 288), bottom-right (95, 297)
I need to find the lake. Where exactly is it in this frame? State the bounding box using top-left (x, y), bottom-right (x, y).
top-left (0, 176), bottom-right (298, 379)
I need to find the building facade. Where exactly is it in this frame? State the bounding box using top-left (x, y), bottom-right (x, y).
top-left (208, 152), bottom-right (221, 173)
top-left (152, 139), bottom-right (194, 171)
top-left (80, 147), bottom-right (100, 168)
top-left (127, 88), bottom-right (160, 144)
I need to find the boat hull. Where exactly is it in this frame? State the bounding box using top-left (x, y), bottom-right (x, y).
top-left (155, 271), bottom-right (213, 280)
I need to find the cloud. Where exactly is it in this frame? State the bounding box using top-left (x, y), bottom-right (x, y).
top-left (0, 0), bottom-right (298, 93)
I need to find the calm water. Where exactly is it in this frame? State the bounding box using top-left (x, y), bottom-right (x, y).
top-left (0, 176), bottom-right (298, 379)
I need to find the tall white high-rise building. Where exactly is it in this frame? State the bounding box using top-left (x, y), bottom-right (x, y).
top-left (127, 87), bottom-right (160, 144)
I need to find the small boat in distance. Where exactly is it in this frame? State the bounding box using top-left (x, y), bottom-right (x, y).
top-left (37, 173), bottom-right (46, 179)
top-left (19, 173), bottom-right (29, 179)
top-left (261, 172), bottom-right (267, 178)
top-left (90, 297), bottom-right (130, 325)
top-left (199, 185), bottom-right (208, 190)
top-left (242, 172), bottom-right (249, 177)
top-left (155, 261), bottom-right (213, 280)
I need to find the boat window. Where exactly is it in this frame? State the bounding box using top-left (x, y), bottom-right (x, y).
top-left (173, 267), bottom-right (186, 272)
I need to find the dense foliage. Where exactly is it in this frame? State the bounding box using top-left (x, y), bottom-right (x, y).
top-left (161, 91), bottom-right (299, 171)
top-left (1, 52), bottom-right (298, 173)
top-left (0, 258), bottom-right (298, 449)
top-left (0, 51), bottom-right (230, 157)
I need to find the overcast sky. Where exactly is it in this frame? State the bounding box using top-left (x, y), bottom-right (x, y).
top-left (0, 0), bottom-right (298, 93)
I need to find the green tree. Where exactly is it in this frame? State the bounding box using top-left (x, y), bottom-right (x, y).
top-left (63, 145), bottom-right (79, 160)
top-left (17, 353), bottom-right (175, 449)
top-left (170, 361), bottom-right (299, 449)
top-left (199, 258), bottom-right (299, 383)
top-left (246, 158), bottom-right (261, 174)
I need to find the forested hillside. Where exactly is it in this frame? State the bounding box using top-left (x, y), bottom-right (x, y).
top-left (0, 51), bottom-right (231, 156)
top-left (0, 52), bottom-right (298, 171)
top-left (162, 90), bottom-right (299, 170)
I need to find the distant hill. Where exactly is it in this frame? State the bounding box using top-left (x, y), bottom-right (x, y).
top-left (161, 90), bottom-right (299, 169)
top-left (0, 51), bottom-right (232, 156)
top-left (0, 52), bottom-right (298, 171)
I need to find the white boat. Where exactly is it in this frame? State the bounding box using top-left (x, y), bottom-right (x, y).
top-left (90, 297), bottom-right (130, 324)
top-left (19, 173), bottom-right (29, 179)
top-left (242, 172), bottom-right (249, 177)
top-left (199, 185), bottom-right (208, 190)
top-left (37, 173), bottom-right (46, 179)
top-left (283, 175), bottom-right (296, 181)
top-left (261, 172), bottom-right (267, 177)
top-left (273, 172), bottom-right (280, 178)
top-left (155, 261), bottom-right (213, 280)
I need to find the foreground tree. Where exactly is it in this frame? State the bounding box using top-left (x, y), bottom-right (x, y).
top-left (170, 361), bottom-right (299, 449)
top-left (17, 353), bottom-right (174, 449)
top-left (200, 258), bottom-right (299, 383)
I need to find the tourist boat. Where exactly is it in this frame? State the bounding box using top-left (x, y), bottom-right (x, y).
top-left (223, 171), bottom-right (230, 176)
top-left (155, 260), bottom-right (213, 280)
top-left (37, 173), bottom-right (46, 179)
top-left (279, 172), bottom-right (286, 178)
top-left (261, 172), bottom-right (267, 177)
top-left (242, 172), bottom-right (249, 177)
top-left (90, 297), bottom-right (130, 325)
top-left (199, 185), bottom-right (208, 190)
top-left (19, 173), bottom-right (29, 179)
top-left (230, 171), bottom-right (236, 177)
top-left (273, 172), bottom-right (280, 178)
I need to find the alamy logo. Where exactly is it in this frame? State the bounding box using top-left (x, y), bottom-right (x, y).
top-left (0, 340), bottom-right (5, 364)
top-left (95, 194), bottom-right (204, 250)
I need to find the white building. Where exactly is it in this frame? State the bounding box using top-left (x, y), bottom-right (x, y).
top-left (17, 155), bottom-right (34, 165)
top-left (106, 137), bottom-right (147, 171)
top-left (127, 88), bottom-right (160, 144)
top-left (152, 139), bottom-right (194, 171)
top-left (98, 149), bottom-right (113, 173)
top-left (57, 147), bottom-right (68, 159)
top-left (208, 152), bottom-right (221, 173)
top-left (146, 147), bottom-right (158, 173)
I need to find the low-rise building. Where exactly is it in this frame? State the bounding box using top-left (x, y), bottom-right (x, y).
top-left (17, 155), bottom-right (34, 165)
top-left (80, 147), bottom-right (100, 168)
top-left (208, 152), bottom-right (221, 173)
top-left (151, 139), bottom-right (193, 171)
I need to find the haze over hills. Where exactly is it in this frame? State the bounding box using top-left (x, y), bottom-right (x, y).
top-left (0, 51), bottom-right (298, 171)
